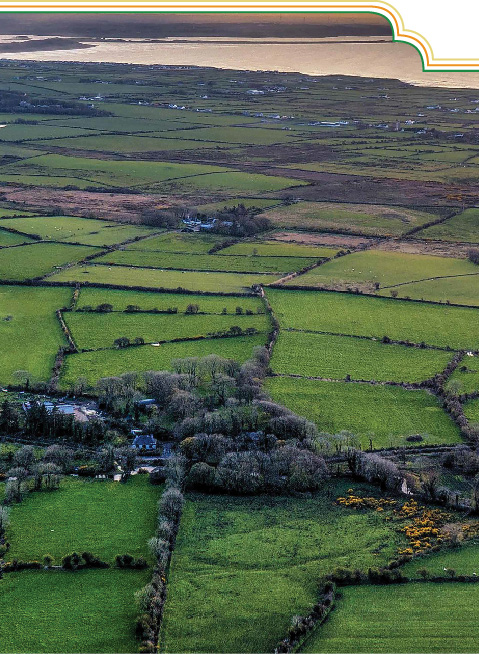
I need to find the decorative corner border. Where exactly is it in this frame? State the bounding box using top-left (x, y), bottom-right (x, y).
top-left (0, 0), bottom-right (477, 72)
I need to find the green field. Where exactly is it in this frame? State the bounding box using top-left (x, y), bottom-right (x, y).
top-left (0, 215), bottom-right (157, 246)
top-left (377, 274), bottom-right (479, 307)
top-left (75, 287), bottom-right (264, 313)
top-left (5, 153), bottom-right (304, 193)
top-left (266, 289), bottom-right (479, 350)
top-left (0, 123), bottom-right (98, 141)
top-left (289, 250), bottom-right (477, 292)
top-left (402, 542), bottom-right (479, 578)
top-left (261, 202), bottom-right (436, 236)
top-left (266, 377), bottom-right (460, 449)
top-left (0, 207), bottom-right (35, 218)
top-left (4, 154), bottom-right (227, 188)
top-left (51, 264), bottom-right (278, 293)
top-left (448, 356), bottom-right (479, 393)
top-left (0, 285), bottom-right (71, 383)
top-left (161, 486), bottom-right (406, 654)
top-left (0, 570), bottom-right (148, 654)
top-left (464, 398), bottom-right (479, 423)
top-left (417, 208), bottom-right (479, 242)
top-left (125, 232), bottom-right (226, 253)
top-left (0, 242), bottom-right (98, 280)
top-left (65, 311), bottom-right (270, 350)
top-left (270, 332), bottom-right (452, 382)
top-left (60, 334), bottom-right (266, 388)
top-left (34, 134), bottom-right (234, 152)
top-left (0, 227), bottom-right (34, 246)
top-left (96, 250), bottom-right (316, 274)
top-left (301, 583), bottom-right (479, 653)
top-left (6, 475), bottom-right (160, 563)
top-left (219, 240), bottom-right (339, 258)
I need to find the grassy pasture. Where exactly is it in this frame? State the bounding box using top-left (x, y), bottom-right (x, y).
top-left (65, 311), bottom-right (270, 350)
top-left (6, 475), bottom-right (160, 563)
top-left (377, 274), bottom-right (479, 307)
top-left (75, 287), bottom-right (264, 313)
top-left (60, 334), bottom-right (266, 387)
top-left (6, 153), bottom-right (226, 187)
top-left (160, 486), bottom-right (405, 654)
top-left (402, 543), bottom-right (479, 578)
top-left (219, 240), bottom-right (340, 258)
top-left (0, 242), bottom-right (98, 280)
top-left (5, 154), bottom-right (303, 193)
top-left (265, 377), bottom-right (460, 449)
top-left (125, 232), bottom-right (226, 253)
top-left (36, 134), bottom-right (233, 152)
top-left (164, 125), bottom-right (298, 145)
top-left (301, 583), bottom-right (479, 653)
top-left (46, 116), bottom-right (203, 132)
top-left (261, 201), bottom-right (436, 236)
top-left (0, 215), bottom-right (156, 246)
top-left (289, 250), bottom-right (477, 290)
top-left (156, 170), bottom-right (306, 194)
top-left (52, 264), bottom-right (278, 293)
top-left (0, 569), bottom-right (148, 654)
top-left (464, 398), bottom-right (479, 424)
top-left (0, 173), bottom-right (111, 189)
top-left (96, 250), bottom-right (316, 274)
top-left (448, 356), bottom-right (479, 394)
top-left (271, 332), bottom-right (452, 382)
top-left (266, 289), bottom-right (479, 350)
top-left (0, 207), bottom-right (35, 218)
top-left (0, 124), bottom-right (99, 141)
top-left (0, 285), bottom-right (71, 383)
top-left (417, 208), bottom-right (479, 243)
top-left (0, 228), bottom-right (34, 246)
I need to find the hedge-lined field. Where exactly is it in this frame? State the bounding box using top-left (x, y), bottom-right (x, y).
top-left (96, 250), bottom-right (317, 274)
top-left (219, 240), bottom-right (340, 258)
top-left (402, 543), bottom-right (479, 578)
top-left (0, 570), bottom-right (149, 654)
top-left (0, 215), bottom-right (157, 246)
top-left (301, 583), bottom-right (479, 653)
top-left (0, 228), bottom-right (33, 246)
top-left (418, 208), bottom-right (479, 243)
top-left (464, 398), bottom-right (479, 424)
top-left (160, 485), bottom-right (405, 654)
top-left (4, 153), bottom-right (304, 193)
top-left (0, 242), bottom-right (97, 280)
top-left (377, 274), bottom-right (479, 307)
top-left (266, 289), bottom-right (479, 350)
top-left (125, 232), bottom-right (226, 254)
top-left (270, 332), bottom-right (452, 382)
top-left (6, 475), bottom-right (160, 563)
top-left (261, 201), bottom-right (436, 235)
top-left (52, 264), bottom-right (278, 293)
top-left (60, 333), bottom-right (266, 388)
top-left (288, 250), bottom-right (477, 291)
top-left (65, 311), bottom-right (270, 350)
top-left (75, 287), bottom-right (265, 313)
top-left (0, 285), bottom-right (71, 384)
top-left (449, 357), bottom-right (479, 393)
top-left (265, 377), bottom-right (461, 449)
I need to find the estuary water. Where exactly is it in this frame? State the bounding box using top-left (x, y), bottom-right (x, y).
top-left (1, 35), bottom-right (479, 89)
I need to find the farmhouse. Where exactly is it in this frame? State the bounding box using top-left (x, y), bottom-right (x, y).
top-left (131, 433), bottom-right (157, 451)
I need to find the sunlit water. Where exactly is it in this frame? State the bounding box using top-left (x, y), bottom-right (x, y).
top-left (1, 35), bottom-right (479, 89)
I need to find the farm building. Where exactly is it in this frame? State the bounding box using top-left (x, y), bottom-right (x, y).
top-left (131, 433), bottom-right (157, 451)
